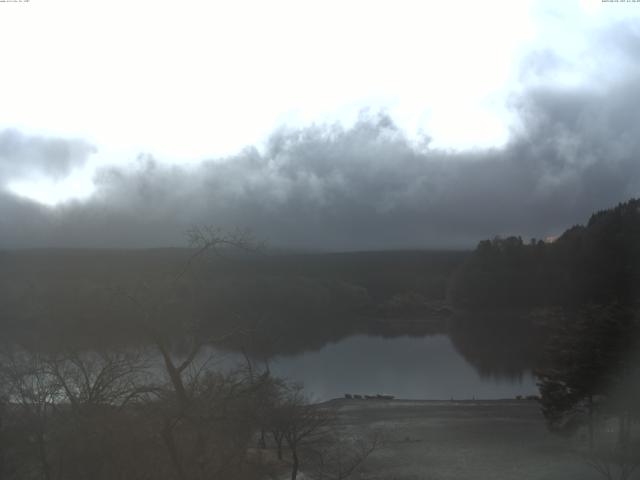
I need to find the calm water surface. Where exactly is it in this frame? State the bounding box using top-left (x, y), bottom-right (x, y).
top-left (213, 334), bottom-right (538, 401)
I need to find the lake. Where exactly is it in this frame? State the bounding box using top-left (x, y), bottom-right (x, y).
top-left (212, 334), bottom-right (539, 401)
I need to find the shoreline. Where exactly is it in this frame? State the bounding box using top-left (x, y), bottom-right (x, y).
top-left (319, 397), bottom-right (595, 480)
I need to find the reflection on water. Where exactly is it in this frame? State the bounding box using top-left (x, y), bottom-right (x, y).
top-left (213, 334), bottom-right (538, 401)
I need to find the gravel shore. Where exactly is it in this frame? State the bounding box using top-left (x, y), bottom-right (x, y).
top-left (327, 398), bottom-right (603, 480)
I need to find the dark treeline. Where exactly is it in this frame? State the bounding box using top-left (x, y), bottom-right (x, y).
top-left (449, 198), bottom-right (640, 309)
top-left (451, 199), bottom-right (640, 475)
top-left (0, 248), bottom-right (464, 355)
top-left (447, 199), bottom-right (640, 375)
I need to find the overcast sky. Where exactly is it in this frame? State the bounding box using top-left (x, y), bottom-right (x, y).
top-left (1, 0), bottom-right (639, 249)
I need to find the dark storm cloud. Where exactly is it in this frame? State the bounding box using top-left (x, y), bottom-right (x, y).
top-left (2, 23), bottom-right (639, 250)
top-left (0, 129), bottom-right (95, 184)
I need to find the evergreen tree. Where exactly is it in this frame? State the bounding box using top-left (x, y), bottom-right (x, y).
top-left (536, 304), bottom-right (639, 447)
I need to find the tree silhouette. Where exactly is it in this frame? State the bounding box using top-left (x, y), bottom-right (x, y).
top-left (536, 304), bottom-right (639, 449)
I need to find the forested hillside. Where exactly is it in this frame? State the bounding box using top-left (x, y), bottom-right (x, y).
top-left (449, 198), bottom-right (640, 309)
top-left (0, 248), bottom-right (465, 351)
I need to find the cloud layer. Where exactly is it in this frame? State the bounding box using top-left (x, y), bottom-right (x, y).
top-left (0, 129), bottom-right (94, 184)
top-left (1, 25), bottom-right (639, 250)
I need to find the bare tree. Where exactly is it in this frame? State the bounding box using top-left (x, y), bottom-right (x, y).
top-left (115, 226), bottom-right (259, 407)
top-left (263, 379), bottom-right (292, 461)
top-left (45, 349), bottom-right (151, 412)
top-left (264, 382), bottom-right (380, 480)
top-left (274, 384), bottom-right (336, 480)
top-left (0, 348), bottom-right (60, 480)
top-left (0, 346), bottom-right (159, 480)
top-left (111, 227), bottom-right (269, 480)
